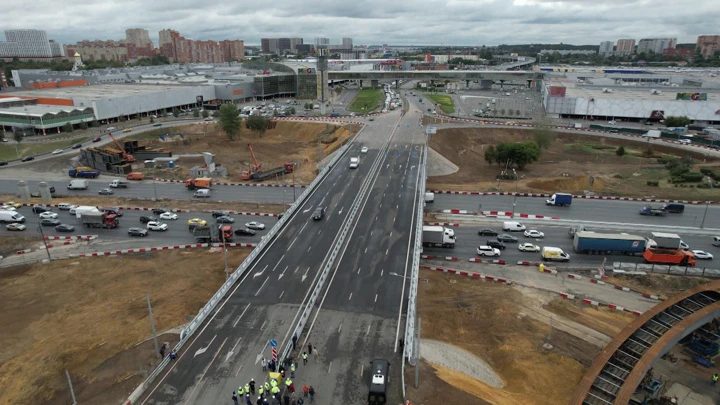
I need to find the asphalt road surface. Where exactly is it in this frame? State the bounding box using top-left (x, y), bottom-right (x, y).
top-left (432, 194), bottom-right (720, 230)
top-left (0, 206), bottom-right (272, 244)
top-left (423, 220), bottom-right (720, 268)
top-left (138, 111), bottom-right (411, 405)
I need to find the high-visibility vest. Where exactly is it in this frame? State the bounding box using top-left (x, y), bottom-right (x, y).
top-left (271, 386), bottom-right (280, 394)
top-left (258, 387), bottom-right (264, 395)
top-left (291, 364), bottom-right (295, 372)
top-left (245, 384), bottom-right (250, 392)
top-left (285, 379), bottom-right (292, 386)
top-left (271, 379), bottom-right (278, 387)
top-left (714, 375), bottom-right (719, 382)
top-left (238, 387), bottom-right (244, 395)
top-left (302, 353), bottom-right (308, 360)
top-left (264, 382), bottom-right (270, 390)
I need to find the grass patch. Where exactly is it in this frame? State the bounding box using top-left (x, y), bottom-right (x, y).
top-left (347, 88), bottom-right (384, 113)
top-left (125, 127), bottom-right (181, 141)
top-left (0, 136), bottom-right (91, 161)
top-left (425, 93), bottom-right (455, 114)
top-left (565, 142), bottom-right (616, 154)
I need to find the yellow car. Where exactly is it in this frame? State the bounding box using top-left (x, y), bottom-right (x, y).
top-left (5, 201), bottom-right (22, 208)
top-left (123, 128), bottom-right (132, 133)
top-left (187, 218), bottom-right (207, 226)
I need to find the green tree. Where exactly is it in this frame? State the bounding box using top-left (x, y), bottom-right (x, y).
top-left (149, 116), bottom-right (154, 123)
top-left (0, 132), bottom-right (4, 142)
top-left (218, 104), bottom-right (241, 141)
top-left (484, 145), bottom-right (497, 165)
top-left (616, 146), bottom-right (626, 156)
top-left (172, 108), bottom-right (180, 118)
top-left (516, 109), bottom-right (521, 116)
top-left (664, 116), bottom-right (691, 127)
top-left (289, 107), bottom-right (296, 115)
top-left (193, 109), bottom-right (200, 118)
top-left (79, 122), bottom-right (88, 130)
top-left (63, 123), bottom-right (73, 133)
top-left (533, 125), bottom-right (556, 149)
top-left (247, 115), bottom-right (270, 137)
top-left (201, 110), bottom-right (209, 119)
top-left (13, 131), bottom-right (23, 143)
top-left (494, 141), bottom-right (541, 169)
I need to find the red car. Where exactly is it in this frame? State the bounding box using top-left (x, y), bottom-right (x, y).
top-left (92, 136), bottom-right (102, 142)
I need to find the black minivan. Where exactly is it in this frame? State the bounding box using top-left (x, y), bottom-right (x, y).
top-left (368, 359), bottom-right (389, 405)
top-left (662, 203), bottom-right (685, 213)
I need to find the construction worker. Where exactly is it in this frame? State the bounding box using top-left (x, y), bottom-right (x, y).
top-left (264, 381), bottom-right (271, 392)
top-left (245, 393), bottom-right (252, 405)
top-left (713, 373), bottom-right (719, 385)
top-left (232, 391), bottom-right (239, 405)
top-left (285, 378), bottom-right (292, 389)
top-left (258, 385), bottom-right (264, 398)
top-left (244, 383), bottom-right (250, 395)
top-left (290, 362), bottom-right (296, 378)
top-left (271, 385), bottom-right (280, 398)
top-left (238, 386), bottom-right (245, 397)
top-left (262, 357), bottom-right (267, 372)
top-left (249, 379), bottom-right (256, 395)
top-left (301, 352), bottom-right (308, 365)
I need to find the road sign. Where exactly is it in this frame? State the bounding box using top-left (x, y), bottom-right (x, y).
top-left (269, 339), bottom-right (278, 347)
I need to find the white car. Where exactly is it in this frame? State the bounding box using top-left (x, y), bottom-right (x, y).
top-left (680, 241), bottom-right (690, 250)
top-left (6, 223), bottom-right (26, 231)
top-left (38, 211), bottom-right (59, 219)
top-left (518, 243), bottom-right (540, 252)
top-left (159, 212), bottom-right (178, 220)
top-left (146, 221), bottom-right (168, 231)
top-left (476, 246), bottom-right (501, 257)
top-left (245, 221), bottom-right (266, 230)
top-left (69, 206), bottom-right (78, 215)
top-left (361, 146), bottom-right (369, 154)
top-left (51, 148), bottom-right (64, 155)
top-left (57, 203), bottom-right (76, 211)
top-left (1, 205), bottom-right (17, 211)
top-left (692, 250), bottom-right (713, 260)
top-left (524, 230), bottom-right (545, 238)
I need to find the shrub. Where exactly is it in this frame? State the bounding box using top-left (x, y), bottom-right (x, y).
top-left (681, 171), bottom-right (705, 182)
top-left (697, 183), bottom-right (711, 189)
top-left (616, 146), bottom-right (625, 156)
top-left (646, 180), bottom-right (659, 187)
top-left (700, 167), bottom-right (720, 181)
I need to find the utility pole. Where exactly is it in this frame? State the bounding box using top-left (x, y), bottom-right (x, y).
top-left (222, 231), bottom-right (229, 279)
top-left (36, 223), bottom-right (52, 261)
top-left (414, 317), bottom-right (421, 388)
top-left (700, 177), bottom-right (713, 229)
top-left (147, 294), bottom-right (161, 359)
top-left (65, 370), bottom-right (77, 405)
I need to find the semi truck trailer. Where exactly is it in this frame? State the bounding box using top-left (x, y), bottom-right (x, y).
top-left (546, 193), bottom-right (572, 206)
top-left (422, 225), bottom-right (456, 248)
top-left (573, 231), bottom-right (646, 255)
top-left (193, 225), bottom-right (233, 243)
top-left (80, 211), bottom-right (119, 229)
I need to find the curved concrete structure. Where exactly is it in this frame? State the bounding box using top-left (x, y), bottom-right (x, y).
top-left (570, 280), bottom-right (720, 404)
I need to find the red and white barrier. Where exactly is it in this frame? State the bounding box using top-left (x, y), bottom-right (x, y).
top-left (423, 222), bottom-right (460, 227)
top-left (426, 191), bottom-right (715, 205)
top-left (44, 235), bottom-right (95, 240)
top-left (642, 292), bottom-right (660, 300)
top-left (152, 178), bottom-right (306, 189)
top-left (567, 273), bottom-right (582, 279)
top-left (421, 265), bottom-right (512, 284)
top-left (441, 209), bottom-right (470, 214)
top-left (69, 242), bottom-right (257, 258)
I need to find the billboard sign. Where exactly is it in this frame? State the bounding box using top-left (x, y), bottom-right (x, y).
top-left (549, 86), bottom-right (566, 97)
top-left (297, 68), bottom-right (316, 74)
top-left (675, 92), bottom-right (707, 101)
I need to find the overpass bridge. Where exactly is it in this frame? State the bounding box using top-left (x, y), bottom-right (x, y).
top-left (570, 280), bottom-right (720, 404)
top-left (327, 70), bottom-right (543, 88)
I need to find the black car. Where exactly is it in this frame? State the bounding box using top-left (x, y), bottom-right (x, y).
top-left (40, 218), bottom-right (61, 226)
top-left (55, 224), bottom-right (75, 232)
top-left (216, 216), bottom-right (235, 224)
top-left (139, 215), bottom-right (157, 223)
top-left (486, 240), bottom-right (506, 250)
top-left (71, 143), bottom-right (83, 149)
top-left (101, 207), bottom-right (123, 216)
top-left (211, 210), bottom-right (230, 218)
top-left (152, 208), bottom-right (167, 215)
top-left (0, 161), bottom-right (7, 166)
top-left (497, 234), bottom-right (518, 243)
top-left (477, 228), bottom-right (498, 236)
top-left (32, 206), bottom-right (49, 214)
top-left (234, 228), bottom-right (256, 236)
top-left (128, 227), bottom-right (148, 237)
top-left (21, 156), bottom-right (35, 162)
top-left (312, 206), bottom-right (325, 220)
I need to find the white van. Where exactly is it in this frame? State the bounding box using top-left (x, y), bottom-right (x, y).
top-left (349, 157), bottom-right (359, 169)
top-left (542, 247), bottom-right (570, 262)
top-left (0, 210), bottom-right (26, 223)
top-left (74, 205), bottom-right (100, 219)
top-left (193, 189), bottom-right (211, 198)
top-left (502, 221), bottom-right (526, 232)
top-left (424, 192), bottom-right (435, 203)
top-left (68, 179), bottom-right (89, 190)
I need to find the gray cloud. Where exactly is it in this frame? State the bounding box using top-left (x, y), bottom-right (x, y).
top-left (1, 0), bottom-right (717, 46)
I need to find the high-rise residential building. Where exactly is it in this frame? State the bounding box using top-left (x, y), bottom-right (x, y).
top-left (158, 29), bottom-right (242, 63)
top-left (289, 37), bottom-right (303, 53)
top-left (0, 29), bottom-right (53, 58)
top-left (261, 37), bottom-right (303, 54)
top-left (637, 38), bottom-right (677, 55)
top-left (74, 40), bottom-right (129, 62)
top-left (125, 28), bottom-right (152, 48)
top-left (314, 37), bottom-right (329, 49)
top-left (615, 39), bottom-right (636, 56)
top-left (598, 41), bottom-right (614, 57)
top-left (260, 38), bottom-right (270, 53)
top-left (342, 37), bottom-right (353, 50)
top-left (696, 35), bottom-right (720, 58)
top-left (220, 40), bottom-right (245, 61)
top-left (49, 40), bottom-right (64, 57)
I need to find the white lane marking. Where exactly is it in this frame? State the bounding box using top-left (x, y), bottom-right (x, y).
top-left (385, 248), bottom-right (389, 255)
top-left (374, 294), bottom-right (378, 303)
top-left (357, 267), bottom-right (362, 275)
top-left (381, 269), bottom-right (384, 277)
top-left (184, 337), bottom-right (227, 405)
top-left (254, 276), bottom-right (269, 297)
top-left (370, 230), bottom-right (373, 236)
top-left (338, 323), bottom-right (342, 333)
top-left (298, 222), bottom-right (308, 235)
top-left (338, 206), bottom-right (344, 215)
top-left (317, 230), bottom-right (322, 235)
top-left (278, 266), bottom-right (287, 280)
top-left (232, 303), bottom-right (251, 328)
top-left (301, 267), bottom-right (310, 283)
top-left (253, 264), bottom-right (268, 279)
top-left (260, 320), bottom-right (266, 330)
top-left (367, 324), bottom-right (372, 335)
top-left (294, 266), bottom-right (300, 274)
top-left (348, 293), bottom-right (353, 301)
top-left (224, 337), bottom-right (242, 363)
top-left (194, 334), bottom-right (217, 358)
top-left (307, 246), bottom-right (312, 252)
top-left (279, 290), bottom-right (285, 299)
top-left (287, 237), bottom-right (298, 249)
top-left (389, 232), bottom-right (392, 238)
top-left (364, 247), bottom-right (368, 253)
top-left (270, 257), bottom-right (284, 272)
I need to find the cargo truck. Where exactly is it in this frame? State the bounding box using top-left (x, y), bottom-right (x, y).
top-left (243, 164), bottom-right (294, 181)
top-left (639, 205), bottom-right (667, 216)
top-left (193, 224), bottom-right (233, 243)
top-left (422, 225), bottom-right (456, 248)
top-left (643, 130), bottom-right (661, 138)
top-left (68, 167), bottom-right (101, 178)
top-left (573, 231), bottom-right (646, 255)
top-left (67, 179), bottom-right (89, 190)
top-left (80, 211), bottom-right (119, 229)
top-left (546, 193), bottom-right (572, 206)
top-left (643, 248), bottom-right (696, 267)
top-left (185, 177), bottom-right (213, 190)
top-left (650, 232), bottom-right (682, 249)
top-left (109, 180), bottom-right (129, 188)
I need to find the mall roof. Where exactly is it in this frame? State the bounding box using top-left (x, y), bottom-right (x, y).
top-left (556, 82), bottom-right (719, 102)
top-left (7, 84), bottom-right (208, 100)
top-left (0, 104), bottom-right (91, 117)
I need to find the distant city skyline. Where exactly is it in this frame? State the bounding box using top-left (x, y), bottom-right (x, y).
top-left (3, 0), bottom-right (719, 46)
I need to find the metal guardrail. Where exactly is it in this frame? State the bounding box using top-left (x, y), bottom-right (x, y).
top-left (613, 262), bottom-right (720, 278)
top-left (125, 135), bottom-right (358, 404)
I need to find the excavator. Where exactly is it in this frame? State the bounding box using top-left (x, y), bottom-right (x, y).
top-left (241, 143), bottom-right (293, 181)
top-left (107, 132), bottom-right (135, 163)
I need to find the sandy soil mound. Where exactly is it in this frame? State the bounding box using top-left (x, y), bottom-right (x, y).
top-left (421, 339), bottom-right (503, 388)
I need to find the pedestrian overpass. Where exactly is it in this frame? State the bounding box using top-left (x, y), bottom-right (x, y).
top-left (327, 70), bottom-right (543, 89)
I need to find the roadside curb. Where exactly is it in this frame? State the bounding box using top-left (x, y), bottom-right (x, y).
top-left (152, 178), bottom-right (306, 188)
top-left (423, 221), bottom-right (460, 227)
top-left (68, 242), bottom-right (257, 257)
top-left (0, 201), bottom-right (280, 217)
top-left (441, 209), bottom-right (561, 220)
top-left (421, 264), bottom-right (641, 315)
top-left (428, 190), bottom-right (715, 205)
top-left (44, 235), bottom-right (96, 240)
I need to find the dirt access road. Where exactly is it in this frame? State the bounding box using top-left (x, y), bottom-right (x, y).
top-left (0, 249), bottom-right (250, 405)
top-left (427, 127), bottom-right (720, 201)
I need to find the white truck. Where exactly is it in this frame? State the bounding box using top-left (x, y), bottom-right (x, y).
top-left (67, 179), bottom-right (89, 190)
top-left (109, 179), bottom-right (129, 188)
top-left (349, 157), bottom-right (359, 169)
top-left (0, 210), bottom-right (26, 223)
top-left (424, 192), bottom-right (435, 203)
top-left (643, 129), bottom-right (661, 138)
top-left (422, 225), bottom-right (456, 248)
top-left (74, 205), bottom-right (100, 219)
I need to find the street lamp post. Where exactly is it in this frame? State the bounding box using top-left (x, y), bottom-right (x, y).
top-left (221, 230), bottom-right (229, 279)
top-left (700, 177), bottom-right (713, 229)
top-left (36, 223), bottom-right (52, 261)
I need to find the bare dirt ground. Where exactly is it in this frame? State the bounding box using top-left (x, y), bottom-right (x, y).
top-left (0, 194), bottom-right (286, 214)
top-left (126, 121), bottom-right (360, 184)
top-left (0, 248), bottom-right (250, 405)
top-left (427, 127), bottom-right (720, 200)
top-left (604, 273), bottom-right (713, 300)
top-left (407, 270), bottom-right (634, 405)
top-left (0, 236), bottom-right (43, 257)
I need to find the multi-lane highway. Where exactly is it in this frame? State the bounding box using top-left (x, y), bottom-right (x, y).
top-left (0, 206), bottom-right (273, 243)
top-left (423, 220), bottom-right (720, 267)
top-left (432, 194), bottom-right (720, 230)
top-left (138, 109), bottom-right (417, 405)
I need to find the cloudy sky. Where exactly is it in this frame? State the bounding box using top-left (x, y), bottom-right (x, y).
top-left (4, 0), bottom-right (719, 46)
